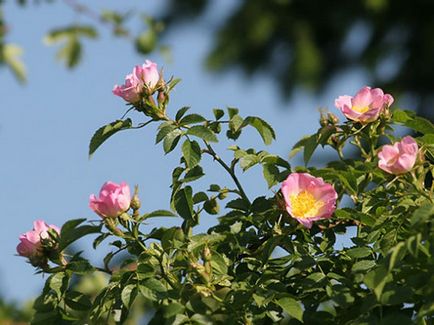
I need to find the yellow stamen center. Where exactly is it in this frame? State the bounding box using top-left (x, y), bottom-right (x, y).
top-left (352, 105), bottom-right (370, 113)
top-left (290, 190), bottom-right (323, 219)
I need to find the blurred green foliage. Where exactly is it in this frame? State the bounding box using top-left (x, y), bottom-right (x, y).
top-left (2, 0), bottom-right (434, 119)
top-left (0, 295), bottom-right (33, 323)
top-left (162, 0), bottom-right (434, 119)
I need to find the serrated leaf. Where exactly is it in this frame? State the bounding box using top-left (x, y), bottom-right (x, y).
top-left (187, 125), bottom-right (218, 142)
top-left (179, 114), bottom-right (206, 125)
top-left (163, 129), bottom-right (182, 153)
top-left (240, 154), bottom-right (260, 171)
top-left (89, 119), bottom-right (132, 157)
top-left (226, 198), bottom-right (250, 211)
top-left (156, 124), bottom-right (176, 144)
top-left (66, 259), bottom-right (94, 274)
top-left (243, 116), bottom-right (276, 145)
top-left (181, 165), bottom-right (204, 183)
top-left (182, 139), bottom-right (202, 168)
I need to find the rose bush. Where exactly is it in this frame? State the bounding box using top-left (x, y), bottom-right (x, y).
top-left (19, 63), bottom-right (433, 324)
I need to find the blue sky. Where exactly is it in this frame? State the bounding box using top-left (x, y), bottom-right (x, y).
top-left (0, 1), bottom-right (371, 302)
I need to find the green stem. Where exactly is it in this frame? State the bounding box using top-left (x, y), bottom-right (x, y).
top-left (203, 142), bottom-right (250, 204)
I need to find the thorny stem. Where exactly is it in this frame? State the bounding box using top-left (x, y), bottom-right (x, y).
top-left (203, 141), bottom-right (250, 204)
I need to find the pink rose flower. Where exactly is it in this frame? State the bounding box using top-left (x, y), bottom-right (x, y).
top-left (137, 60), bottom-right (160, 91)
top-left (335, 86), bottom-right (394, 123)
top-left (112, 66), bottom-right (144, 103)
top-left (281, 173), bottom-right (338, 229)
top-left (378, 136), bottom-right (418, 175)
top-left (89, 181), bottom-right (131, 218)
top-left (112, 60), bottom-right (160, 103)
top-left (17, 220), bottom-right (60, 258)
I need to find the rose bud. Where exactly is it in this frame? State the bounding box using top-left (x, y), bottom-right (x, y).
top-left (89, 181), bottom-right (131, 218)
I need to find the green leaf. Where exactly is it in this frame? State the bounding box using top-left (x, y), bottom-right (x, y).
top-left (3, 44), bottom-right (26, 83)
top-left (135, 30), bottom-right (156, 54)
top-left (49, 272), bottom-right (67, 298)
top-left (226, 198), bottom-right (250, 211)
top-left (181, 165), bottom-right (204, 183)
top-left (352, 260), bottom-right (376, 272)
top-left (393, 109), bottom-right (434, 134)
top-left (89, 119), bottom-right (132, 157)
top-left (175, 106), bottom-right (190, 121)
top-left (59, 219), bottom-right (101, 250)
top-left (405, 116), bottom-right (434, 135)
top-left (173, 186), bottom-right (194, 220)
top-left (263, 164), bottom-right (280, 188)
top-left (392, 109), bottom-right (414, 123)
top-left (364, 266), bottom-right (389, 300)
top-left (204, 198), bottom-right (220, 215)
top-left (187, 125), bottom-right (218, 142)
top-left (44, 25), bottom-right (98, 44)
top-left (303, 134), bottom-right (318, 165)
top-left (144, 209), bottom-right (177, 219)
top-left (387, 242), bottom-right (406, 271)
top-left (276, 296), bottom-right (304, 322)
top-left (64, 291), bottom-right (92, 311)
top-left (66, 259), bottom-right (95, 274)
top-left (182, 139), bottom-right (202, 168)
top-left (193, 192), bottom-right (208, 204)
top-left (163, 302), bottom-right (185, 319)
top-left (229, 114), bottom-right (244, 133)
top-left (163, 129), bottom-right (182, 153)
top-left (243, 116), bottom-right (276, 145)
top-left (240, 154), bottom-right (260, 171)
top-left (346, 247), bottom-right (372, 259)
top-left (142, 278), bottom-right (168, 292)
top-left (121, 284), bottom-right (138, 309)
top-left (213, 109), bottom-right (224, 120)
top-left (227, 107), bottom-right (239, 118)
top-left (156, 124), bottom-right (176, 144)
top-left (179, 114), bottom-right (206, 125)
